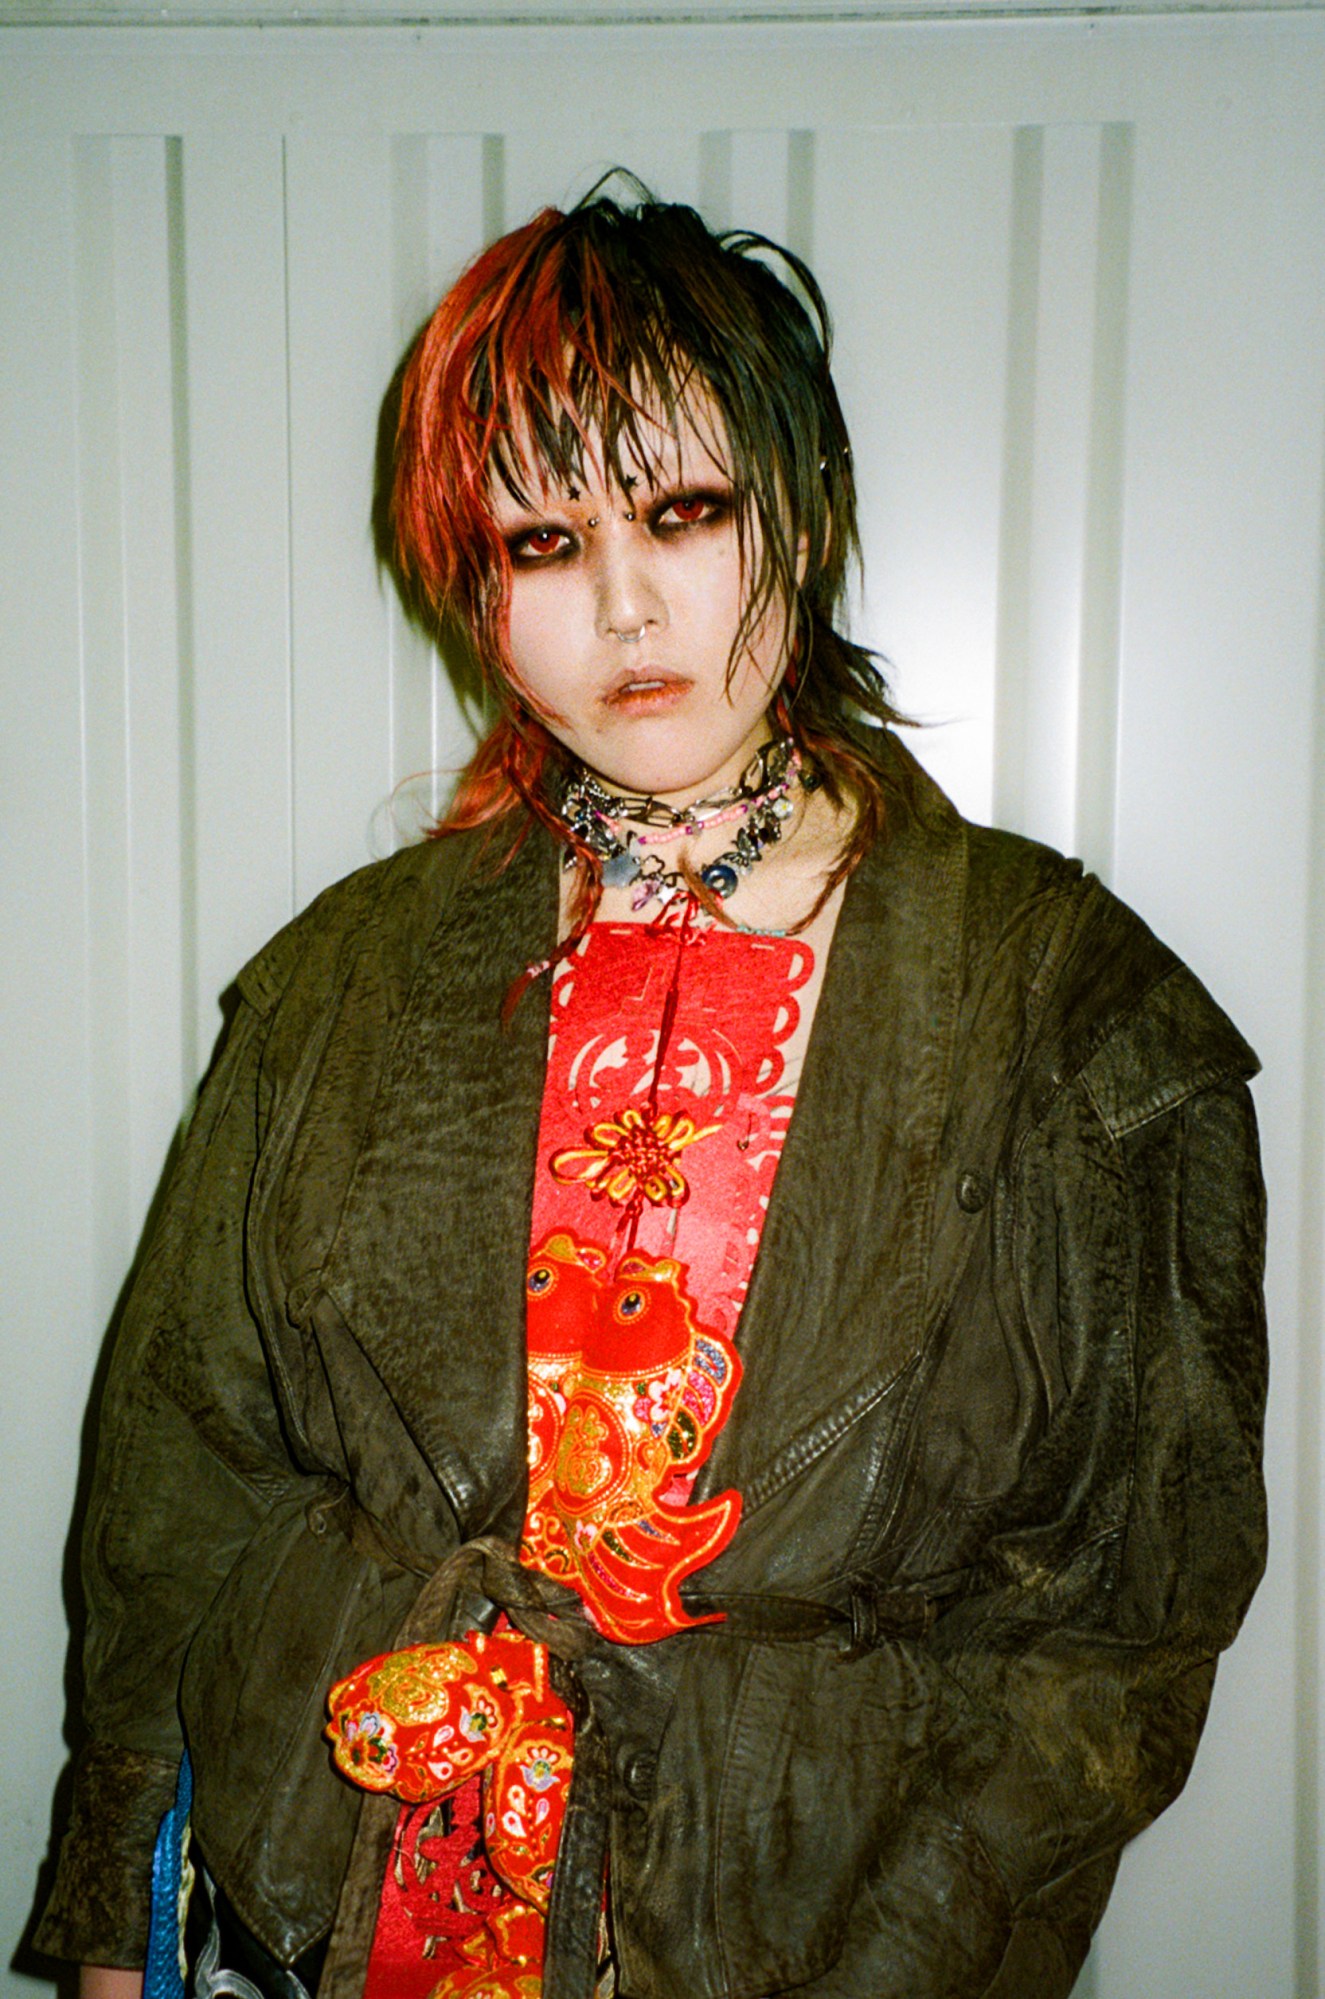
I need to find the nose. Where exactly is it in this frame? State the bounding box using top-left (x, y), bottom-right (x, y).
top-left (592, 527), bottom-right (667, 642)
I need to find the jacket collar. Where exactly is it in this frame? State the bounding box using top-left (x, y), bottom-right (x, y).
top-left (695, 739), bottom-right (967, 1513)
top-left (318, 826), bottom-right (557, 1541)
top-left (317, 738), bottom-right (967, 1540)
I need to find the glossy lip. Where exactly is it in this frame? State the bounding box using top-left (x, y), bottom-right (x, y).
top-left (600, 665), bottom-right (693, 713)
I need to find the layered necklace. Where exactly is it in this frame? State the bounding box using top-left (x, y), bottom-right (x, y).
top-left (558, 737), bottom-right (815, 914)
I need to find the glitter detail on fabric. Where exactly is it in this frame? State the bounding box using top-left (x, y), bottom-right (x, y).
top-left (522, 1232), bottom-right (742, 1642)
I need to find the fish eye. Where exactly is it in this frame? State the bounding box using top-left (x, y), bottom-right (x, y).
top-left (528, 1265), bottom-right (555, 1295)
top-left (616, 1288), bottom-right (647, 1320)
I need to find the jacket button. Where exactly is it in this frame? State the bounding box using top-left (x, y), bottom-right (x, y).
top-left (622, 1750), bottom-right (658, 1801)
top-left (956, 1170), bottom-right (990, 1214)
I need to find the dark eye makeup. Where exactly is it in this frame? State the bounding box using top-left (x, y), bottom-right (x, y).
top-left (653, 486), bottom-right (732, 531)
top-left (504, 483), bottom-right (735, 564)
top-left (510, 525), bottom-right (574, 561)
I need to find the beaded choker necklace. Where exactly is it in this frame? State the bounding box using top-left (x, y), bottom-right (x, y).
top-left (559, 737), bottom-right (814, 913)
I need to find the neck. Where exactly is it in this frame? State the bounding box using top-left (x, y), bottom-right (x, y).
top-left (559, 741), bottom-right (812, 919)
top-left (566, 737), bottom-right (792, 834)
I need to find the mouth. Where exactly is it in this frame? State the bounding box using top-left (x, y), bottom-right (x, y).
top-left (602, 667), bottom-right (692, 714)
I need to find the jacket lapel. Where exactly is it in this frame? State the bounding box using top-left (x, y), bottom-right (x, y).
top-left (314, 741), bottom-right (968, 1546)
top-left (317, 828), bottom-right (558, 1542)
top-left (694, 748), bottom-right (968, 1516)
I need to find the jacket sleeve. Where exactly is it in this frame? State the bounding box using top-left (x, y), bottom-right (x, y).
top-left (34, 966), bottom-right (309, 1965)
top-left (820, 1038), bottom-right (1267, 1993)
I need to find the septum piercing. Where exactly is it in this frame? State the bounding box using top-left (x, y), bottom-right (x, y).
top-left (609, 625), bottom-right (648, 644)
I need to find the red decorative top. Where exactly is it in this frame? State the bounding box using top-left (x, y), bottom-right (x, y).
top-left (327, 911), bottom-right (815, 1997)
top-left (538, 916), bottom-right (814, 1331)
top-left (523, 915), bottom-right (812, 1641)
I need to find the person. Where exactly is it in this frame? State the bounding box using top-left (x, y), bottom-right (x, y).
top-left (36, 183), bottom-right (1267, 1999)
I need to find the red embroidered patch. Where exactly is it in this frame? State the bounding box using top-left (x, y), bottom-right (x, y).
top-left (329, 1630), bottom-right (574, 1996)
top-left (523, 1231), bottom-right (742, 1643)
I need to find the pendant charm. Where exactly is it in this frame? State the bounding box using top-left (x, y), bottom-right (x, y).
top-left (701, 861), bottom-right (740, 900)
top-left (602, 843), bottom-right (642, 889)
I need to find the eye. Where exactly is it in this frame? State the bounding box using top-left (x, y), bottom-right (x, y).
top-left (527, 1265), bottom-right (556, 1295)
top-left (510, 525), bottom-right (572, 563)
top-left (615, 1288), bottom-right (648, 1321)
top-left (654, 487), bottom-right (733, 534)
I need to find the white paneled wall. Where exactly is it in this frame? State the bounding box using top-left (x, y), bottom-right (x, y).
top-left (3, 17), bottom-right (1324, 1998)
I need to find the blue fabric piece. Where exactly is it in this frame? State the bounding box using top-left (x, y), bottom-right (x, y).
top-left (144, 1753), bottom-right (193, 1999)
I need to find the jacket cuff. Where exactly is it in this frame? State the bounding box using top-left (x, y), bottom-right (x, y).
top-left (33, 1739), bottom-right (179, 1966)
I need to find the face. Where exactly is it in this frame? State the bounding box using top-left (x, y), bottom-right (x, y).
top-left (487, 400), bottom-right (796, 806)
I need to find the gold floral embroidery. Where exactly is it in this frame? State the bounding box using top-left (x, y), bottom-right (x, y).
top-left (550, 1105), bottom-right (719, 1209)
top-left (559, 1404), bottom-right (613, 1501)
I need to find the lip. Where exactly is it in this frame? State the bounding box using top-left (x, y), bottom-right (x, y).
top-left (601, 665), bottom-right (693, 714)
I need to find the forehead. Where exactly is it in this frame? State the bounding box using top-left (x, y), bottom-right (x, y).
top-left (491, 380), bottom-right (732, 508)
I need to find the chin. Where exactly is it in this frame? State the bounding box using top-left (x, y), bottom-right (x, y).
top-left (590, 753), bottom-right (726, 805)
top-left (580, 718), bottom-right (773, 804)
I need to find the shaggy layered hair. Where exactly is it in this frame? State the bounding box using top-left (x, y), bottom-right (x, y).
top-left (390, 177), bottom-right (901, 922)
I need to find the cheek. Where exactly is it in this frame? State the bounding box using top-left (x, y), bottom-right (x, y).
top-left (504, 582), bottom-right (581, 705)
top-left (677, 533), bottom-right (788, 676)
top-left (692, 540), bottom-right (747, 626)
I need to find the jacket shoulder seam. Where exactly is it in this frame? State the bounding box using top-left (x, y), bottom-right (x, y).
top-left (1077, 963), bottom-right (1260, 1140)
top-left (234, 838), bottom-right (479, 1018)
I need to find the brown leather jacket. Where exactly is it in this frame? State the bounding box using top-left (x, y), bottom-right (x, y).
top-left (36, 735), bottom-right (1267, 1998)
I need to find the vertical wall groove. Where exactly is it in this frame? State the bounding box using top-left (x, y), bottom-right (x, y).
top-left (1074, 123), bottom-right (1133, 883)
top-left (166, 134), bottom-right (198, 1095)
top-left (72, 134), bottom-right (132, 1308)
top-left (1294, 401), bottom-right (1325, 1999)
top-left (482, 132), bottom-right (506, 242)
top-left (386, 130), bottom-right (428, 849)
top-left (786, 128), bottom-right (815, 263)
top-left (991, 124), bottom-right (1043, 834)
top-left (280, 133), bottom-right (298, 921)
top-left (699, 129), bottom-right (732, 227)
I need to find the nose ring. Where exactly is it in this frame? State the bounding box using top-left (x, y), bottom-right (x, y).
top-left (609, 624), bottom-right (648, 644)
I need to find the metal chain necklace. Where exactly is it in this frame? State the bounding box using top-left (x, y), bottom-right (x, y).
top-left (562, 736), bottom-right (791, 834)
top-left (558, 737), bottom-right (817, 913)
